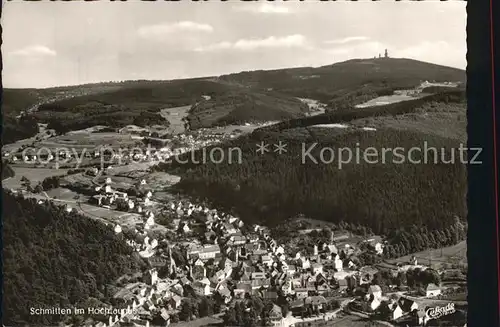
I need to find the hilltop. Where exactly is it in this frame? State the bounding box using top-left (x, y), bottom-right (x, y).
top-left (219, 57), bottom-right (466, 108)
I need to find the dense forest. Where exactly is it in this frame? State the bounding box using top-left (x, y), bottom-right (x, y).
top-left (2, 115), bottom-right (39, 145)
top-left (157, 124), bottom-right (467, 236)
top-left (383, 220), bottom-right (467, 259)
top-left (2, 190), bottom-right (146, 326)
top-left (187, 90), bottom-right (309, 129)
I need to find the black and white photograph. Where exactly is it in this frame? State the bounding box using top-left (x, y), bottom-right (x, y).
top-left (2, 1), bottom-right (470, 327)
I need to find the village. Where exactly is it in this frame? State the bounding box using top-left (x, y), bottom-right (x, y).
top-left (67, 170), bottom-right (466, 327)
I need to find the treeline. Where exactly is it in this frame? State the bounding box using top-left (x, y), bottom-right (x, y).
top-left (42, 109), bottom-right (169, 135)
top-left (421, 86), bottom-right (463, 94)
top-left (383, 220), bottom-right (467, 259)
top-left (2, 161), bottom-right (15, 180)
top-left (2, 190), bottom-right (146, 326)
top-left (254, 90), bottom-right (465, 134)
top-left (176, 296), bottom-right (219, 322)
top-left (2, 115), bottom-right (39, 144)
top-left (158, 127), bottom-right (467, 236)
top-left (369, 268), bottom-right (441, 294)
top-left (326, 86), bottom-right (401, 111)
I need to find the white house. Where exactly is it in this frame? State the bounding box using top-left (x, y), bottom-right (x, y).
top-left (370, 297), bottom-right (381, 311)
top-left (300, 258), bottom-right (311, 270)
top-left (146, 216), bottom-right (155, 228)
top-left (199, 245), bottom-right (221, 260)
top-left (334, 256), bottom-right (343, 271)
top-left (390, 304), bottom-right (404, 321)
top-left (425, 284), bottom-right (442, 297)
top-left (192, 282), bottom-right (211, 296)
top-left (311, 263), bottom-right (323, 275)
top-left (367, 285), bottom-right (382, 300)
top-left (262, 255), bottom-right (273, 267)
top-left (275, 246), bottom-right (285, 255)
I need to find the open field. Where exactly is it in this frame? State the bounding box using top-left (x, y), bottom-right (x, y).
top-left (169, 316), bottom-right (223, 327)
top-left (45, 187), bottom-right (85, 201)
top-left (76, 202), bottom-right (168, 233)
top-left (325, 313), bottom-right (389, 327)
top-left (389, 241), bottom-right (467, 270)
top-left (355, 94), bottom-right (419, 108)
top-left (146, 172), bottom-right (182, 190)
top-left (2, 166), bottom-right (69, 189)
top-left (37, 132), bottom-right (140, 150)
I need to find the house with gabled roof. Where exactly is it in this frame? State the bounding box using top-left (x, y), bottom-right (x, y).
top-left (337, 279), bottom-right (348, 293)
top-left (199, 244), bottom-right (221, 260)
top-left (252, 272), bottom-right (266, 280)
top-left (425, 283), bottom-right (441, 297)
top-left (192, 281), bottom-right (211, 296)
top-left (399, 298), bottom-right (419, 313)
top-left (269, 304), bottom-right (283, 327)
top-left (294, 288), bottom-right (309, 299)
top-left (234, 283), bottom-right (252, 299)
top-left (168, 295), bottom-right (182, 310)
top-left (388, 303), bottom-right (404, 321)
top-left (261, 290), bottom-right (279, 301)
top-left (261, 255), bottom-right (273, 267)
top-left (251, 278), bottom-right (270, 290)
top-left (367, 285), bottom-right (382, 300)
top-left (311, 262), bottom-right (323, 274)
top-left (217, 287), bottom-right (232, 304)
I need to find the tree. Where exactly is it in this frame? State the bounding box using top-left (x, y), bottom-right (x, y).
top-left (243, 308), bottom-right (258, 327)
top-left (223, 307), bottom-right (238, 326)
top-left (199, 297), bottom-right (214, 317)
top-left (179, 300), bottom-right (193, 321)
top-left (235, 302), bottom-right (245, 326)
top-left (396, 271), bottom-right (407, 287)
top-left (34, 183), bottom-right (44, 194)
top-left (377, 301), bottom-right (391, 319)
top-left (170, 313), bottom-right (179, 323)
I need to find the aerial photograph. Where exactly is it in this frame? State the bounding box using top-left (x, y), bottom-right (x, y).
top-left (2, 1), bottom-right (467, 327)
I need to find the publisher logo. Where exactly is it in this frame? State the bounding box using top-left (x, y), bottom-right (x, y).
top-left (425, 303), bottom-right (456, 320)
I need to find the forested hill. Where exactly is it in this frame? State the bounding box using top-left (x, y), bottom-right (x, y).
top-left (2, 190), bottom-right (146, 326)
top-left (219, 58), bottom-right (466, 104)
top-left (157, 90), bottom-right (467, 236)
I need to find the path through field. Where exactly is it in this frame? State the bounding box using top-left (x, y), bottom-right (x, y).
top-left (160, 105), bottom-right (191, 134)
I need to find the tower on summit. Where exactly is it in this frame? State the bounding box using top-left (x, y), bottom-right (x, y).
top-left (384, 49), bottom-right (389, 58)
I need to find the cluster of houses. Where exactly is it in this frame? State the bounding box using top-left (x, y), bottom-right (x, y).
top-left (70, 179), bottom-right (451, 327)
top-left (93, 197), bottom-right (429, 327)
top-left (90, 177), bottom-right (154, 223)
top-left (354, 283), bottom-right (443, 324)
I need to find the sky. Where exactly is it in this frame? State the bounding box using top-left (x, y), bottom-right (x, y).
top-left (2, 1), bottom-right (466, 88)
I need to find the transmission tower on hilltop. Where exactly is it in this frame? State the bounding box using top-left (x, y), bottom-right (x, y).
top-left (384, 49), bottom-right (389, 58)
